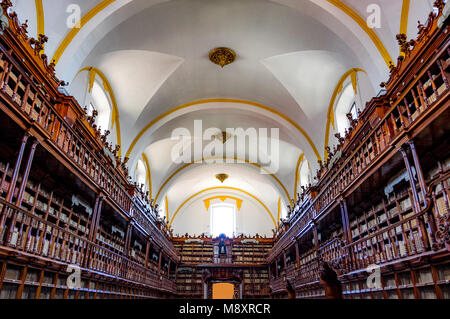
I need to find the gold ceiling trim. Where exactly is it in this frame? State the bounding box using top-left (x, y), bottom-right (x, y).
top-left (203, 196), bottom-right (243, 211)
top-left (399, 0), bottom-right (411, 56)
top-left (35, 0), bottom-right (45, 53)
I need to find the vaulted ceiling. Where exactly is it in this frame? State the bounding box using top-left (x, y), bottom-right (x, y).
top-left (10, 0), bottom-right (436, 235)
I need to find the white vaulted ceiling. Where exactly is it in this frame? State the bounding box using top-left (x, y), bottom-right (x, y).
top-left (9, 0), bottom-right (438, 234)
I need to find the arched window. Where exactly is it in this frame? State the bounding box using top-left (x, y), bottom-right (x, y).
top-left (335, 83), bottom-right (358, 137)
top-left (299, 159), bottom-right (312, 188)
top-left (87, 81), bottom-right (112, 134)
top-left (210, 203), bottom-right (236, 237)
top-left (134, 159), bottom-right (147, 189)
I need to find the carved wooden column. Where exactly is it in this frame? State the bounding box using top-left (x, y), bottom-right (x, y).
top-left (88, 194), bottom-right (104, 242)
top-left (339, 197), bottom-right (354, 272)
top-left (312, 223), bottom-right (319, 251)
top-left (399, 147), bottom-right (421, 213)
top-left (399, 146), bottom-right (430, 250)
top-left (294, 240), bottom-right (300, 267)
top-left (5, 132), bottom-right (29, 203)
top-left (158, 250), bottom-right (163, 274)
top-left (124, 222), bottom-right (133, 257)
top-left (339, 198), bottom-right (351, 243)
top-left (408, 140), bottom-right (437, 237)
top-left (16, 138), bottom-right (39, 207)
top-left (174, 264), bottom-right (178, 283)
top-left (84, 194), bottom-right (104, 269)
top-left (167, 259), bottom-right (171, 278)
top-left (144, 240), bottom-right (150, 269)
top-left (408, 141), bottom-right (427, 205)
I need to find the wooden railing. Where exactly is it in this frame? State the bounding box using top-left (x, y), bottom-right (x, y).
top-left (0, 199), bottom-right (176, 292)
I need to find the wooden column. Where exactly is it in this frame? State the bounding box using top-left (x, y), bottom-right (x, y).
top-left (294, 240), bottom-right (300, 267)
top-left (144, 240), bottom-right (150, 269)
top-left (92, 196), bottom-right (103, 240)
top-left (16, 139), bottom-right (39, 207)
top-left (399, 146), bottom-right (430, 250)
top-left (124, 222), bottom-right (133, 257)
top-left (408, 140), bottom-right (438, 238)
top-left (167, 259), bottom-right (171, 278)
top-left (399, 146), bottom-right (421, 213)
top-left (408, 141), bottom-right (427, 205)
top-left (339, 199), bottom-right (351, 243)
top-left (88, 194), bottom-right (104, 242)
top-left (313, 223), bottom-right (319, 251)
top-left (5, 132), bottom-right (29, 202)
top-left (174, 264), bottom-right (178, 283)
top-left (158, 250), bottom-right (163, 273)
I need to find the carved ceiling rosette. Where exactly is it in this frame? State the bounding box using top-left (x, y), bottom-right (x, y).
top-left (209, 47), bottom-right (236, 68)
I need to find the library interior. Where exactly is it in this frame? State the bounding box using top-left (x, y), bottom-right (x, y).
top-left (0, 0), bottom-right (448, 300)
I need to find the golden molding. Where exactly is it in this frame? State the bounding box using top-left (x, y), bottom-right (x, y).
top-left (204, 196), bottom-right (243, 211)
top-left (216, 173), bottom-right (229, 183)
top-left (209, 47), bottom-right (236, 68)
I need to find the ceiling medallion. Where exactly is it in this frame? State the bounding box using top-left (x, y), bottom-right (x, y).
top-left (209, 47), bottom-right (236, 68)
top-left (215, 173), bottom-right (229, 183)
top-left (213, 131), bottom-right (233, 144)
